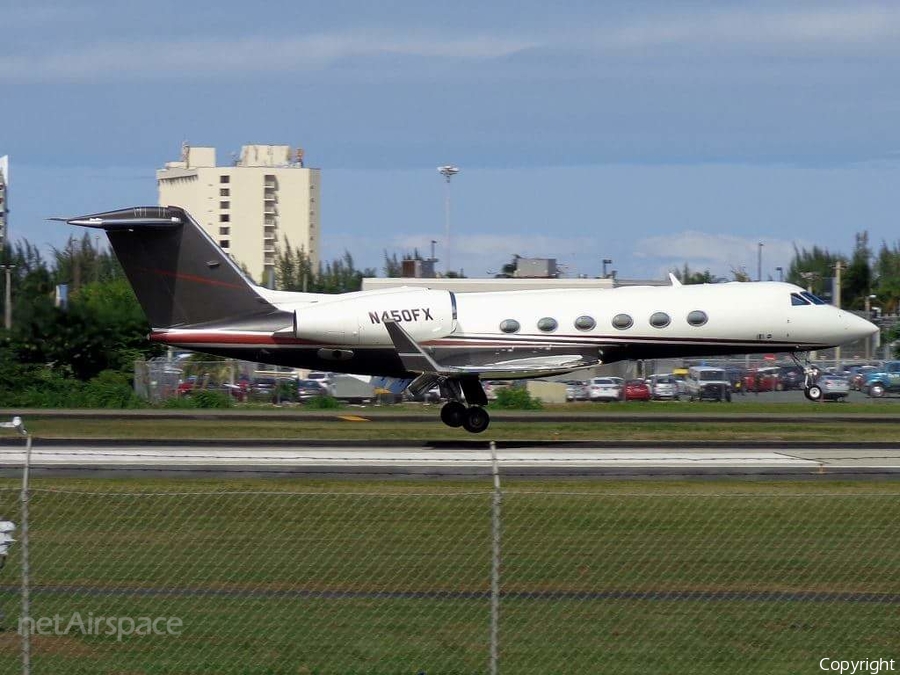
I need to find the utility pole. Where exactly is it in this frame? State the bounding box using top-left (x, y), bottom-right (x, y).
top-left (0, 265), bottom-right (13, 331)
top-left (864, 294), bottom-right (877, 361)
top-left (834, 260), bottom-right (843, 366)
top-left (757, 242), bottom-right (764, 282)
top-left (437, 165), bottom-right (459, 275)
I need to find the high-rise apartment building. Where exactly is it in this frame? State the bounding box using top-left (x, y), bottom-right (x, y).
top-left (157, 144), bottom-right (319, 284)
top-left (0, 156), bottom-right (8, 251)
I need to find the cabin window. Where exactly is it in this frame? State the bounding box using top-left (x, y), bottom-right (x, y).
top-left (499, 319), bottom-right (520, 334)
top-left (801, 291), bottom-right (827, 305)
top-left (686, 310), bottom-right (708, 327)
top-left (574, 315), bottom-right (596, 331)
top-left (612, 313), bottom-right (633, 330)
top-left (537, 317), bottom-right (558, 332)
top-left (649, 312), bottom-right (671, 328)
top-left (791, 293), bottom-right (810, 306)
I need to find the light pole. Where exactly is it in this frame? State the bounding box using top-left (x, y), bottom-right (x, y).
top-left (437, 165), bottom-right (459, 274)
top-left (602, 259), bottom-right (612, 279)
top-left (757, 242), bottom-right (764, 282)
top-left (775, 266), bottom-right (783, 282)
top-left (0, 264), bottom-right (13, 331)
top-left (864, 294), bottom-right (877, 360)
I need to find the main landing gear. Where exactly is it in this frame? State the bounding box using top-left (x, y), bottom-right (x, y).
top-left (439, 378), bottom-right (490, 433)
top-left (792, 353), bottom-right (823, 402)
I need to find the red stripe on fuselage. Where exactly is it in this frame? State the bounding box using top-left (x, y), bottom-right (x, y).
top-left (151, 332), bottom-right (315, 345)
top-left (137, 267), bottom-right (248, 290)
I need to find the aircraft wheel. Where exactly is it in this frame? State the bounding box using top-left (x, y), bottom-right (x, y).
top-left (462, 406), bottom-right (490, 434)
top-left (805, 385), bottom-right (823, 402)
top-left (440, 401), bottom-right (467, 428)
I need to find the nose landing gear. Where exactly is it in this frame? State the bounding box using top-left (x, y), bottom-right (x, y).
top-left (792, 352), bottom-right (823, 402)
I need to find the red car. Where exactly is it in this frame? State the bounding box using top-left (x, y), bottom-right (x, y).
top-left (623, 379), bottom-right (651, 401)
top-left (743, 367), bottom-right (779, 392)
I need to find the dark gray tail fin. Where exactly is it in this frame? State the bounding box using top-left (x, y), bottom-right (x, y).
top-left (59, 206), bottom-right (275, 329)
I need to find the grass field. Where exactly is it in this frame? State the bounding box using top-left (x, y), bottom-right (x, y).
top-left (0, 478), bottom-right (898, 673)
top-left (4, 398), bottom-right (900, 442)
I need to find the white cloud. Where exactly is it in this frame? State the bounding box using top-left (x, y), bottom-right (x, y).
top-left (598, 7), bottom-right (900, 50)
top-left (0, 33), bottom-right (538, 82)
top-left (634, 231), bottom-right (807, 280)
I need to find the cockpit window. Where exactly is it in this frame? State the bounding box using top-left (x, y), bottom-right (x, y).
top-left (791, 293), bottom-right (810, 306)
top-left (801, 291), bottom-right (827, 305)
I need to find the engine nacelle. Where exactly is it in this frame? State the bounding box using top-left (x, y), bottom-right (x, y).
top-left (293, 288), bottom-right (457, 345)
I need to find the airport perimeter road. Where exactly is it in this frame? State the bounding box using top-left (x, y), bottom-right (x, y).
top-left (2, 441), bottom-right (900, 478)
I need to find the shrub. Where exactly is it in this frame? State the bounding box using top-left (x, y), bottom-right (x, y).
top-left (491, 387), bottom-right (542, 410)
top-left (163, 390), bottom-right (233, 409)
top-left (83, 370), bottom-right (143, 409)
top-left (303, 395), bottom-right (342, 409)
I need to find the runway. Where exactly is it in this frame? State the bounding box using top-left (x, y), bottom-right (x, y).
top-left (2, 441), bottom-right (900, 477)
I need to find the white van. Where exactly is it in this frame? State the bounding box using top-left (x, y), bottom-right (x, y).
top-left (685, 367), bottom-right (732, 402)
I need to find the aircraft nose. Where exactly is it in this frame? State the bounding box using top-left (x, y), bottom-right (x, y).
top-left (842, 311), bottom-right (879, 342)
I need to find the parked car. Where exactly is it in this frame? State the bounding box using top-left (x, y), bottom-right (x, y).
top-left (777, 365), bottom-right (805, 391)
top-left (743, 367), bottom-right (779, 392)
top-left (564, 380), bottom-right (589, 401)
top-left (686, 366), bottom-right (732, 402)
top-left (306, 371), bottom-right (334, 395)
top-left (623, 379), bottom-right (651, 401)
top-left (863, 362), bottom-right (900, 398)
top-left (817, 375), bottom-right (850, 401)
top-left (646, 374), bottom-right (679, 400)
top-left (588, 377), bottom-right (623, 402)
top-left (850, 365), bottom-right (878, 391)
top-left (296, 379), bottom-right (330, 402)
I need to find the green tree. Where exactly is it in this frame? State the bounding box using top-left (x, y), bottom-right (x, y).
top-left (874, 241), bottom-right (900, 315)
top-left (843, 232), bottom-right (873, 309)
top-left (786, 244), bottom-right (845, 297)
top-left (673, 263), bottom-right (718, 284)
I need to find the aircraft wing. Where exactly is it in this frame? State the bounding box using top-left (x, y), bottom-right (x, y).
top-left (383, 321), bottom-right (599, 378)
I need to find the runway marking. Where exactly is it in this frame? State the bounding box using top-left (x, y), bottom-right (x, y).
top-left (0, 448), bottom-right (823, 467)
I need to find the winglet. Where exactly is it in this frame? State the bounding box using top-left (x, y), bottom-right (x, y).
top-left (383, 321), bottom-right (447, 374)
top-left (668, 273), bottom-right (682, 287)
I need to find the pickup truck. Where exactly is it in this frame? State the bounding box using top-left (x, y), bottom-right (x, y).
top-left (862, 362), bottom-right (900, 398)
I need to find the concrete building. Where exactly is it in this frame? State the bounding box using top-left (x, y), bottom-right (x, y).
top-left (0, 156), bottom-right (8, 251)
top-left (157, 144), bottom-right (319, 284)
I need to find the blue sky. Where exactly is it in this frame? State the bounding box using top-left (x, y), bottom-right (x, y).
top-left (3, 1), bottom-right (900, 280)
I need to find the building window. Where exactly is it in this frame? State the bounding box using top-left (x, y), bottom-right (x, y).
top-left (499, 319), bottom-right (520, 334)
top-left (649, 312), bottom-right (671, 328)
top-left (220, 188), bottom-right (230, 197)
top-left (612, 313), bottom-right (633, 330)
top-left (537, 317), bottom-right (558, 332)
top-left (219, 240), bottom-right (230, 248)
top-left (687, 310), bottom-right (708, 326)
top-left (220, 175), bottom-right (230, 183)
top-left (219, 214), bottom-right (230, 223)
top-left (574, 315), bottom-right (596, 331)
top-left (219, 226), bottom-right (230, 236)
top-left (220, 201), bottom-right (230, 210)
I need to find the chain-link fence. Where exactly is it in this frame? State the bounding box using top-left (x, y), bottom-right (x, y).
top-left (1, 462), bottom-right (899, 672)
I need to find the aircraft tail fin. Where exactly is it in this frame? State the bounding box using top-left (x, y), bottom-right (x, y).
top-left (57, 206), bottom-right (276, 329)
